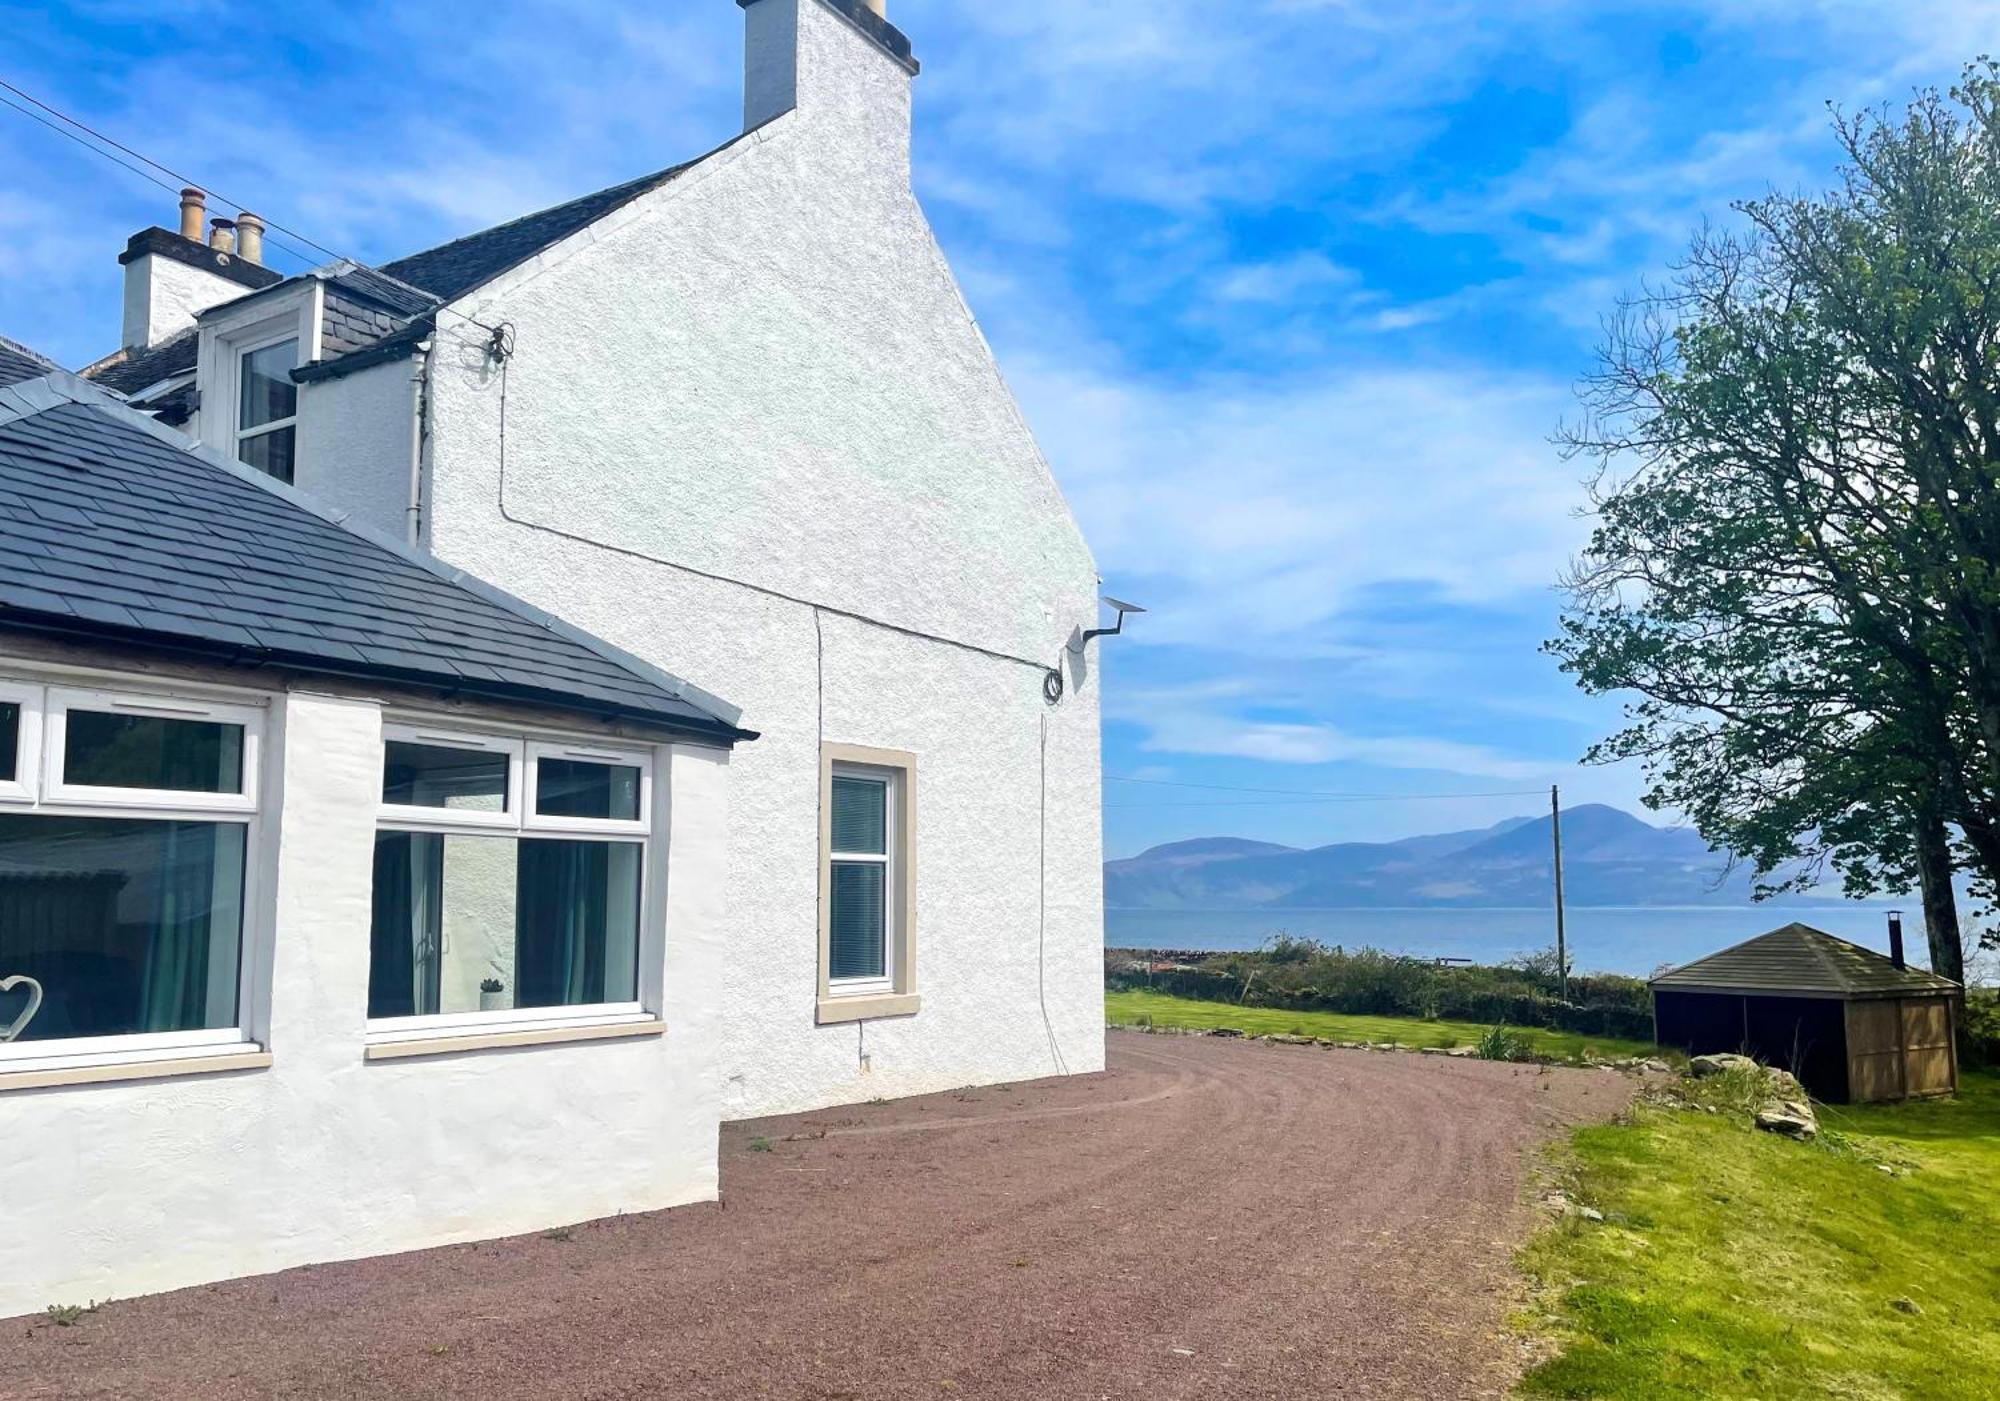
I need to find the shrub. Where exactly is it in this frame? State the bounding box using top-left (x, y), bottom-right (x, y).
top-left (1474, 1025), bottom-right (1533, 1062)
top-left (1105, 943), bottom-right (1655, 1041)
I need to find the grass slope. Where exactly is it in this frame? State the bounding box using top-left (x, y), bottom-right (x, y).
top-left (1105, 989), bottom-right (1656, 1061)
top-left (1520, 1072), bottom-right (2000, 1399)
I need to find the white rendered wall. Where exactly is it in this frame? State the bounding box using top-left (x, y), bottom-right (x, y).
top-left (294, 358), bottom-right (418, 541)
top-left (121, 255), bottom-right (253, 351)
top-left (418, 0), bottom-right (1106, 1119)
top-left (0, 688), bottom-right (733, 1319)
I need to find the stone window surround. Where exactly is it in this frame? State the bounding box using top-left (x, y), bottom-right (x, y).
top-left (816, 741), bottom-right (919, 1025)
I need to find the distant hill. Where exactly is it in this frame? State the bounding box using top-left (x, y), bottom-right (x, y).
top-left (1105, 804), bottom-right (1800, 909)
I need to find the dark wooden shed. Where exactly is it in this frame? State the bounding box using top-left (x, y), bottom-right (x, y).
top-left (1650, 922), bottom-right (1960, 1103)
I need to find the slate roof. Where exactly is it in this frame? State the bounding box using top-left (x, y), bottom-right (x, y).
top-left (378, 164), bottom-right (699, 303)
top-left (84, 328), bottom-right (198, 396)
top-left (0, 336), bottom-right (57, 389)
top-left (0, 369), bottom-right (752, 742)
top-left (1650, 923), bottom-right (1961, 1000)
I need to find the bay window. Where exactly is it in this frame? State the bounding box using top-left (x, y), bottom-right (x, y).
top-left (0, 682), bottom-right (261, 1062)
top-left (368, 725), bottom-right (655, 1038)
top-left (817, 744), bottom-right (918, 1024)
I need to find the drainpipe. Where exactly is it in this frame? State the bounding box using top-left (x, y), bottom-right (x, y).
top-left (406, 338), bottom-right (433, 546)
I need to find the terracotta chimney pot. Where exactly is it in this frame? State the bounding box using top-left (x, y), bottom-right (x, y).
top-left (235, 211), bottom-right (266, 265)
top-left (179, 187), bottom-right (206, 242)
top-left (208, 217), bottom-right (236, 254)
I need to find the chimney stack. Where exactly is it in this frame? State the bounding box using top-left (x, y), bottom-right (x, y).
top-left (1888, 910), bottom-right (1907, 971)
top-left (235, 212), bottom-right (265, 266)
top-left (179, 188), bottom-right (207, 242)
top-left (741, 0), bottom-right (919, 163)
top-left (120, 193), bottom-right (281, 349)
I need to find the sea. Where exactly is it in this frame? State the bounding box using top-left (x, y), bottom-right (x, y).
top-left (1104, 904), bottom-right (1919, 978)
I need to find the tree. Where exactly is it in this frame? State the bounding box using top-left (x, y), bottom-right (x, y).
top-left (1548, 64), bottom-right (2000, 983)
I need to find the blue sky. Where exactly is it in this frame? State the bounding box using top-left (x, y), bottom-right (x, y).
top-left (0, 1), bottom-right (1984, 858)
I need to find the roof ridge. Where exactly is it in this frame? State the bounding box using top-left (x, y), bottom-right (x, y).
top-left (0, 367), bottom-right (749, 736)
top-left (378, 165), bottom-right (686, 287)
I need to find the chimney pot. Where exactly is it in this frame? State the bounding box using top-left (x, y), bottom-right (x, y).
top-left (208, 217), bottom-right (236, 254)
top-left (1888, 911), bottom-right (1907, 971)
top-left (235, 211), bottom-right (266, 266)
top-left (179, 187), bottom-right (207, 242)
top-left (861, 0), bottom-right (885, 13)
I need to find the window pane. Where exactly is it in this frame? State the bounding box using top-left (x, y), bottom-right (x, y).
top-left (383, 741), bottom-right (509, 812)
top-left (536, 757), bottom-right (641, 822)
top-left (0, 815), bottom-right (245, 1042)
top-left (0, 702), bottom-right (16, 783)
top-left (829, 861), bottom-right (886, 981)
top-left (64, 710), bottom-right (244, 794)
top-left (831, 775), bottom-right (886, 855)
top-left (238, 424), bottom-right (295, 484)
top-left (368, 833), bottom-right (640, 1018)
top-left (238, 340), bottom-right (297, 430)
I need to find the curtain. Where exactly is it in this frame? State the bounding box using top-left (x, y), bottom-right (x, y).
top-left (515, 841), bottom-right (609, 1008)
top-left (138, 822), bottom-right (216, 1033)
top-left (370, 833), bottom-right (443, 1018)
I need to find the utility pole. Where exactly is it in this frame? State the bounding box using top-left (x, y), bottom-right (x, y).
top-left (1551, 784), bottom-right (1569, 1002)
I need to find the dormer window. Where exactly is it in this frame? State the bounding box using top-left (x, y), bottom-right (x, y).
top-left (235, 337), bottom-right (298, 483)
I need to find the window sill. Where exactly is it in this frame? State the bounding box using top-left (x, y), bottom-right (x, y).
top-left (0, 1045), bottom-right (271, 1093)
top-left (816, 992), bottom-right (921, 1025)
top-left (364, 1016), bottom-right (667, 1061)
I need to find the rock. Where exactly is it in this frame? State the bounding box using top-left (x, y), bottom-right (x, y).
top-left (1208, 1027), bottom-right (1244, 1039)
top-left (1755, 1099), bottom-right (1818, 1141)
top-left (1690, 1053), bottom-right (1759, 1078)
top-left (1763, 1068), bottom-right (1807, 1100)
top-left (1641, 1059), bottom-right (1673, 1074)
top-left (1891, 1297), bottom-right (1922, 1316)
top-left (1266, 1033), bottom-right (1315, 1045)
top-left (1448, 1047), bottom-right (1477, 1058)
top-left (1578, 1206), bottom-right (1605, 1223)
top-left (1419, 1046), bottom-right (1448, 1056)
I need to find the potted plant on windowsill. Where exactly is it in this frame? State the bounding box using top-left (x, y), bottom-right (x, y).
top-left (479, 978), bottom-right (507, 1013)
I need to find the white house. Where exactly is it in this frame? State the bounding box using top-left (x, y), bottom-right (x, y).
top-left (1, 0), bottom-right (1109, 1317)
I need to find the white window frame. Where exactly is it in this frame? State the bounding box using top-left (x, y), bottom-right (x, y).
top-left (0, 679), bottom-right (42, 804)
top-left (523, 740), bottom-right (653, 836)
top-left (826, 765), bottom-right (897, 997)
top-left (42, 686), bottom-right (262, 813)
top-left (230, 329), bottom-right (301, 477)
top-left (378, 724), bottom-right (524, 831)
top-left (817, 743), bottom-right (918, 1025)
top-left (366, 719), bottom-right (659, 1044)
top-left (194, 291), bottom-right (317, 462)
top-left (0, 676), bottom-right (265, 1070)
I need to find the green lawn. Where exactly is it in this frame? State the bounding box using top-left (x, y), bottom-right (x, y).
top-left (1519, 1071), bottom-right (2000, 1399)
top-left (1104, 988), bottom-right (1657, 1061)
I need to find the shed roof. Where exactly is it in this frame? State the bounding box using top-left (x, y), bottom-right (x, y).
top-left (0, 365), bottom-right (752, 743)
top-left (1649, 923), bottom-right (1960, 1000)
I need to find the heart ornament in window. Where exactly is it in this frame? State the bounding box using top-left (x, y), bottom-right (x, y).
top-left (0, 975), bottom-right (42, 1043)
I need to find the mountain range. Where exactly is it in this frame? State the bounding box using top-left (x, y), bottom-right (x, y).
top-left (1104, 804), bottom-right (1834, 909)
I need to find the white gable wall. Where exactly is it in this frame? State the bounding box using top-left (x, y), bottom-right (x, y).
top-left (418, 0), bottom-right (1105, 1116)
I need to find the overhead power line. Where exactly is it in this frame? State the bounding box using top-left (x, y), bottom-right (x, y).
top-left (0, 74), bottom-right (502, 339)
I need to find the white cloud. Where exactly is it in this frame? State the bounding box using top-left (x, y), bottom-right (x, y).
top-left (1013, 352), bottom-right (1584, 650)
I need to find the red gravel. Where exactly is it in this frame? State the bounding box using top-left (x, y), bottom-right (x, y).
top-left (5, 1032), bottom-right (1633, 1400)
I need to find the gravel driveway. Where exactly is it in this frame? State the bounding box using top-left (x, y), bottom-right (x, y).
top-left (7, 1031), bottom-right (1633, 1400)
